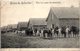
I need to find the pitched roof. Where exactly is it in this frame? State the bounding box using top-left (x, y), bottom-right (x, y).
top-left (17, 22), bottom-right (28, 28)
top-left (11, 24), bottom-right (17, 29)
top-left (28, 18), bottom-right (47, 26)
top-left (46, 7), bottom-right (80, 21)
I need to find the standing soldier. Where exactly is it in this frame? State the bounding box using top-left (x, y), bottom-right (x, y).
top-left (55, 26), bottom-right (59, 38)
top-left (37, 30), bottom-right (39, 36)
top-left (40, 29), bottom-right (43, 37)
top-left (58, 27), bottom-right (62, 38)
top-left (34, 29), bottom-right (37, 36)
top-left (33, 30), bottom-right (35, 36)
top-left (66, 26), bottom-right (70, 38)
top-left (52, 28), bottom-right (54, 38)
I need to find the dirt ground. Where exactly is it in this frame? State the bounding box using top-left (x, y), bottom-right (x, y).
top-left (1, 32), bottom-right (80, 48)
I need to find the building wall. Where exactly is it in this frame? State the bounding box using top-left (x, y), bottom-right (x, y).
top-left (28, 22), bottom-right (47, 30)
top-left (47, 16), bottom-right (53, 29)
top-left (47, 18), bottom-right (79, 29)
top-left (47, 14), bottom-right (59, 29)
top-left (32, 25), bottom-right (47, 30)
top-left (59, 18), bottom-right (79, 28)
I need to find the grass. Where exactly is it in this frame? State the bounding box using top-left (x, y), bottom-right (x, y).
top-left (1, 33), bottom-right (30, 48)
top-left (1, 32), bottom-right (80, 48)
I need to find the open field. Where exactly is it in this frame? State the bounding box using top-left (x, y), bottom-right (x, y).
top-left (1, 32), bottom-right (80, 48)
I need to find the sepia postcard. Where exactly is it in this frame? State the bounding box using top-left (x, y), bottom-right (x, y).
top-left (0, 0), bottom-right (80, 51)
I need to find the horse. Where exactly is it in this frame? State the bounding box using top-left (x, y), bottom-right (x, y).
top-left (43, 29), bottom-right (52, 38)
top-left (54, 26), bottom-right (59, 37)
top-left (25, 28), bottom-right (33, 36)
top-left (70, 26), bottom-right (79, 37)
top-left (61, 26), bottom-right (66, 38)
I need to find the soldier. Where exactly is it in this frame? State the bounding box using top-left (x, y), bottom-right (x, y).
top-left (52, 28), bottom-right (54, 38)
top-left (58, 27), bottom-right (62, 38)
top-left (66, 26), bottom-right (70, 38)
top-left (40, 29), bottom-right (43, 37)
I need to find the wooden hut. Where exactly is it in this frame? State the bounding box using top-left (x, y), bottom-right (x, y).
top-left (46, 7), bottom-right (80, 29)
top-left (28, 18), bottom-right (47, 30)
top-left (17, 22), bottom-right (28, 31)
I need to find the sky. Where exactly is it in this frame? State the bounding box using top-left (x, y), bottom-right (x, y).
top-left (1, 0), bottom-right (80, 27)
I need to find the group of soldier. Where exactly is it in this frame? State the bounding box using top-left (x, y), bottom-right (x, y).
top-left (31, 26), bottom-right (79, 38)
top-left (1, 24), bottom-right (79, 39)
